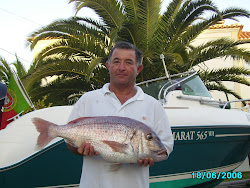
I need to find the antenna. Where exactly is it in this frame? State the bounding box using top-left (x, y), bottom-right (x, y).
top-left (160, 54), bottom-right (170, 80)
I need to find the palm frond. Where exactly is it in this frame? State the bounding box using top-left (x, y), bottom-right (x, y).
top-left (28, 17), bottom-right (108, 50)
top-left (23, 58), bottom-right (105, 91)
top-left (188, 38), bottom-right (250, 68)
top-left (199, 67), bottom-right (250, 85)
top-left (0, 57), bottom-right (11, 83)
top-left (69, 0), bottom-right (125, 28)
top-left (221, 8), bottom-right (250, 21)
top-left (12, 55), bottom-right (27, 78)
top-left (206, 82), bottom-right (243, 100)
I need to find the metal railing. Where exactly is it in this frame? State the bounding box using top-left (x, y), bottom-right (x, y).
top-left (222, 99), bottom-right (250, 110)
top-left (159, 71), bottom-right (197, 101)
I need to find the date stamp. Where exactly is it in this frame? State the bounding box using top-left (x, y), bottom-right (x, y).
top-left (191, 171), bottom-right (243, 179)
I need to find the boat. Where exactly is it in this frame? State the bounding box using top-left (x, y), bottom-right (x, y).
top-left (0, 71), bottom-right (250, 188)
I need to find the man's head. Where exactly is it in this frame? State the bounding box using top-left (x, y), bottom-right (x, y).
top-left (107, 41), bottom-right (143, 67)
top-left (106, 41), bottom-right (143, 88)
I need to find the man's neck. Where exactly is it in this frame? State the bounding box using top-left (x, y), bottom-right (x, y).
top-left (109, 84), bottom-right (137, 104)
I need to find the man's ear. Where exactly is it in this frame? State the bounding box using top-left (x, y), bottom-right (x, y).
top-left (137, 64), bottom-right (143, 75)
top-left (106, 62), bottom-right (110, 70)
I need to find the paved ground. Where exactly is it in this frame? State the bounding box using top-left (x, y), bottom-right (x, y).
top-left (216, 179), bottom-right (250, 188)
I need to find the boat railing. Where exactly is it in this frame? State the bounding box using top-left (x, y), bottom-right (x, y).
top-left (176, 95), bottom-right (226, 106)
top-left (159, 71), bottom-right (197, 101)
top-left (222, 99), bottom-right (250, 111)
top-left (136, 71), bottom-right (196, 86)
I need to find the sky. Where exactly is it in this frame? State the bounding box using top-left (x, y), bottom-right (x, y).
top-left (0, 0), bottom-right (250, 70)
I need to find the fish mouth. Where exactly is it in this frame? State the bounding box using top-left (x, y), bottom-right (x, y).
top-left (153, 150), bottom-right (167, 161)
top-left (155, 149), bottom-right (167, 156)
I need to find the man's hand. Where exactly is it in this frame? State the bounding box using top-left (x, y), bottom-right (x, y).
top-left (77, 142), bottom-right (99, 156)
top-left (138, 158), bottom-right (154, 167)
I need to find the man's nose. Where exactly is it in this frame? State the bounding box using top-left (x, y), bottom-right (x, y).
top-left (118, 62), bottom-right (126, 70)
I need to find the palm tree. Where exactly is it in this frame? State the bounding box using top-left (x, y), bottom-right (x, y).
top-left (26, 0), bottom-right (250, 104)
top-left (0, 55), bottom-right (28, 84)
top-left (0, 55), bottom-right (53, 109)
top-left (0, 56), bottom-right (12, 84)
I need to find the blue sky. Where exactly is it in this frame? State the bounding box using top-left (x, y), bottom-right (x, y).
top-left (0, 0), bottom-right (250, 69)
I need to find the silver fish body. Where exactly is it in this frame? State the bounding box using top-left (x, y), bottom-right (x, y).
top-left (33, 116), bottom-right (167, 163)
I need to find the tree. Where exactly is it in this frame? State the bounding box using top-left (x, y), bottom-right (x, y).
top-left (0, 55), bottom-right (27, 84)
top-left (26, 0), bottom-right (250, 104)
top-left (0, 57), bottom-right (11, 85)
top-left (0, 56), bottom-right (52, 110)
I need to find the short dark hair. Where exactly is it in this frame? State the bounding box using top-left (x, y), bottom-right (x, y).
top-left (107, 41), bottom-right (143, 67)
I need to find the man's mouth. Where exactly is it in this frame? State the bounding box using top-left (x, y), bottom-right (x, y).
top-left (117, 74), bottom-right (127, 77)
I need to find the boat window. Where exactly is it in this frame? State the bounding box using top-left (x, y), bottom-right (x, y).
top-left (181, 75), bottom-right (212, 98)
top-left (139, 79), bottom-right (167, 99)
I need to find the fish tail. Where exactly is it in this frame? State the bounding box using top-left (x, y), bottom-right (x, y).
top-left (32, 117), bottom-right (57, 150)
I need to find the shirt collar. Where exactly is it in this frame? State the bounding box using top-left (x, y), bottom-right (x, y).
top-left (101, 83), bottom-right (144, 101)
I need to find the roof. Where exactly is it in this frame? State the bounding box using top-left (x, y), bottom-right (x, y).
top-left (208, 20), bottom-right (250, 40)
top-left (239, 31), bottom-right (250, 40)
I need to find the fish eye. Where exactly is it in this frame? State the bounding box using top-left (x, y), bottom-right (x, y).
top-left (147, 133), bottom-right (154, 141)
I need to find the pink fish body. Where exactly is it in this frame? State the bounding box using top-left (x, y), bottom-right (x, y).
top-left (33, 116), bottom-right (167, 163)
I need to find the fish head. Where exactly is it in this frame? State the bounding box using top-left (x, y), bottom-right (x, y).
top-left (144, 131), bottom-right (167, 162)
top-left (134, 125), bottom-right (167, 162)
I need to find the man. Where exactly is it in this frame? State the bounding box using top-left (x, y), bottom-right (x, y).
top-left (67, 41), bottom-right (174, 188)
top-left (0, 82), bottom-right (7, 126)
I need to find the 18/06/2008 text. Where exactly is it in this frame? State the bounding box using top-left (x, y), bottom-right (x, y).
top-left (191, 171), bottom-right (243, 179)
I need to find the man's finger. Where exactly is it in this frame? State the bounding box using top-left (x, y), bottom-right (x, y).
top-left (78, 142), bottom-right (86, 155)
top-left (138, 159), bottom-right (143, 166)
top-left (83, 143), bottom-right (91, 156)
top-left (89, 145), bottom-right (95, 156)
top-left (149, 158), bottom-right (154, 166)
top-left (143, 158), bottom-right (149, 166)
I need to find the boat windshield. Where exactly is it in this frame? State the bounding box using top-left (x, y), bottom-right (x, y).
top-left (138, 79), bottom-right (167, 100)
top-left (181, 75), bottom-right (212, 98)
top-left (138, 74), bottom-right (212, 100)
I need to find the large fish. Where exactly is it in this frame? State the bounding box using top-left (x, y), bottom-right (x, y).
top-left (32, 116), bottom-right (167, 164)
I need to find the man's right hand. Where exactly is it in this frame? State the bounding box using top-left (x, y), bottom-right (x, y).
top-left (78, 142), bottom-right (99, 156)
top-left (67, 142), bottom-right (99, 156)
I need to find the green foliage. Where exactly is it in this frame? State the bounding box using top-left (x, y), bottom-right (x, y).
top-left (0, 55), bottom-right (27, 84)
top-left (24, 0), bottom-right (250, 104)
top-left (0, 57), bottom-right (53, 113)
top-left (24, 96), bottom-right (53, 114)
top-left (0, 57), bottom-right (12, 84)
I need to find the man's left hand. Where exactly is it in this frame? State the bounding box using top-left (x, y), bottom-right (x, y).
top-left (138, 158), bottom-right (154, 166)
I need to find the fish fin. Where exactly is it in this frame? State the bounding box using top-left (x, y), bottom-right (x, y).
top-left (109, 163), bottom-right (122, 171)
top-left (102, 140), bottom-right (127, 153)
top-left (68, 117), bottom-right (91, 124)
top-left (32, 118), bottom-right (57, 150)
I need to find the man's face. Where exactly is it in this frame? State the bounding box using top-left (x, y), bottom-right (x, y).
top-left (106, 48), bottom-right (143, 87)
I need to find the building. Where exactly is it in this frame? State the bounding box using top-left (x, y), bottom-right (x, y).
top-left (192, 20), bottom-right (250, 107)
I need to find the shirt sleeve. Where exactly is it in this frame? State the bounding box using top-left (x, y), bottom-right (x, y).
top-left (153, 103), bottom-right (174, 157)
top-left (67, 97), bottom-right (84, 123)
